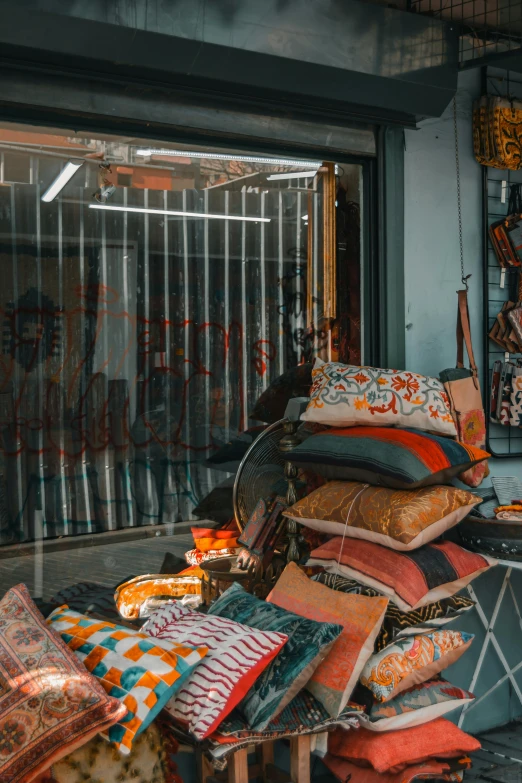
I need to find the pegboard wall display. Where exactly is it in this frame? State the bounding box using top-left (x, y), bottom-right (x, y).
top-left (484, 68), bottom-right (522, 457)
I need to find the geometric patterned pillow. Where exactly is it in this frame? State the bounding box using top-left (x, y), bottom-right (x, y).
top-left (0, 585), bottom-right (126, 783)
top-left (47, 606), bottom-right (208, 754)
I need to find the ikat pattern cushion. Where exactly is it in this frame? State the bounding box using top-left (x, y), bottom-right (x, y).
top-left (208, 581), bottom-right (343, 730)
top-left (142, 601), bottom-right (287, 739)
top-left (267, 563), bottom-right (388, 717)
top-left (288, 426), bottom-right (489, 490)
top-left (286, 480), bottom-right (480, 551)
top-left (47, 606), bottom-right (208, 754)
top-left (359, 631), bottom-right (474, 703)
top-left (364, 679), bottom-right (475, 732)
top-left (308, 537), bottom-right (495, 611)
top-left (311, 573), bottom-right (475, 652)
top-left (0, 584), bottom-right (126, 783)
top-left (301, 361), bottom-right (457, 437)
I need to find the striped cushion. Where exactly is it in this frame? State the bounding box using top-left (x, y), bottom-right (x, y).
top-left (290, 427), bottom-right (490, 489)
top-left (141, 602), bottom-right (287, 740)
top-left (308, 538), bottom-right (495, 611)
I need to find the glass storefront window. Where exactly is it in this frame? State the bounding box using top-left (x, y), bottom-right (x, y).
top-left (0, 123), bottom-right (362, 601)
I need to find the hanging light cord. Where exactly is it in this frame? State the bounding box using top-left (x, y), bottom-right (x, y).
top-left (453, 96), bottom-right (471, 291)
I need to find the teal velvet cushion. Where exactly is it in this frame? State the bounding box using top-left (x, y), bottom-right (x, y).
top-left (207, 582), bottom-right (343, 730)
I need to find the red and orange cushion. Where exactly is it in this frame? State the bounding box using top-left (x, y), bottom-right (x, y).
top-left (289, 426), bottom-right (489, 490)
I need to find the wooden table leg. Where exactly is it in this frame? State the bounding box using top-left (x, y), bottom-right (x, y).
top-left (290, 735), bottom-right (311, 783)
top-left (196, 748), bottom-right (215, 783)
top-left (259, 741), bottom-right (274, 783)
top-left (228, 747), bottom-right (249, 783)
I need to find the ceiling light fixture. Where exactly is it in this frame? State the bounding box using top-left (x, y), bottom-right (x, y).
top-left (41, 161), bottom-right (84, 203)
top-left (266, 170), bottom-right (320, 181)
top-left (135, 148), bottom-right (322, 168)
top-left (88, 204), bottom-right (271, 223)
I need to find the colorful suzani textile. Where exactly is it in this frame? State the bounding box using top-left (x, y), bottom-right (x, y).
top-left (0, 584), bottom-right (126, 783)
top-left (47, 606), bottom-right (208, 754)
top-left (285, 480), bottom-right (480, 551)
top-left (288, 426), bottom-right (489, 489)
top-left (311, 573), bottom-right (476, 652)
top-left (267, 563), bottom-right (388, 717)
top-left (359, 631), bottom-right (473, 703)
top-left (308, 538), bottom-right (495, 611)
top-left (208, 581), bottom-right (343, 730)
top-left (364, 679), bottom-right (475, 732)
top-left (301, 360), bottom-right (457, 437)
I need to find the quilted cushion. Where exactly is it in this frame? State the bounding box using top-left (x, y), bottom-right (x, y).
top-left (328, 718), bottom-right (480, 774)
top-left (301, 361), bottom-right (457, 437)
top-left (267, 563), bottom-right (388, 717)
top-left (208, 582), bottom-right (343, 730)
top-left (288, 426), bottom-right (489, 489)
top-left (47, 607), bottom-right (208, 754)
top-left (142, 602), bottom-right (287, 739)
top-left (0, 584), bottom-right (125, 783)
top-left (364, 679), bottom-right (475, 732)
top-left (285, 480), bottom-right (480, 551)
top-left (359, 631), bottom-right (473, 703)
top-left (308, 537), bottom-right (495, 611)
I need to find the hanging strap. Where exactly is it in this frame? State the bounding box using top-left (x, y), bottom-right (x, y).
top-left (456, 289), bottom-right (479, 387)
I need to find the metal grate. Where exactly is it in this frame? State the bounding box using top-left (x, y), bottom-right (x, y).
top-left (407, 0), bottom-right (522, 65)
top-left (483, 66), bottom-right (522, 457)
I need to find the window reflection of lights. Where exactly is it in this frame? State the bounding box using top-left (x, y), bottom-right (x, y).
top-left (135, 148), bottom-right (322, 168)
top-left (88, 204), bottom-right (271, 223)
top-left (266, 170), bottom-right (319, 181)
top-left (41, 161), bottom-right (84, 202)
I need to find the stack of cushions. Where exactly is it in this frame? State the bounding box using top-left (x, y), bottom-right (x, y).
top-left (184, 524), bottom-right (241, 567)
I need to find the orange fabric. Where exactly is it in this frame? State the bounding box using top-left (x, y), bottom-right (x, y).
top-left (323, 753), bottom-right (472, 782)
top-left (196, 537), bottom-right (238, 553)
top-left (328, 719), bottom-right (480, 774)
top-left (191, 526), bottom-right (238, 540)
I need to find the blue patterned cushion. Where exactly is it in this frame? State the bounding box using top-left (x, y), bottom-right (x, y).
top-left (208, 582), bottom-right (343, 730)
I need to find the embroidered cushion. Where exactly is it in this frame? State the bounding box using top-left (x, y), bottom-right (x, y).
top-left (208, 582), bottom-right (343, 730)
top-left (323, 753), bottom-right (470, 782)
top-left (311, 573), bottom-right (475, 652)
top-left (267, 563), bottom-right (388, 717)
top-left (301, 361), bottom-right (457, 437)
top-left (359, 631), bottom-right (473, 703)
top-left (47, 606), bottom-right (208, 754)
top-left (286, 481), bottom-right (480, 551)
top-left (328, 718), bottom-right (480, 774)
top-left (308, 537), bottom-right (495, 611)
top-left (289, 427), bottom-right (489, 490)
top-left (141, 602), bottom-right (287, 740)
top-left (362, 679), bottom-right (475, 732)
top-left (0, 584), bottom-right (125, 783)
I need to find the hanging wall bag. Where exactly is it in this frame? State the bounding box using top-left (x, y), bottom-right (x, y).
top-left (440, 290), bottom-right (489, 487)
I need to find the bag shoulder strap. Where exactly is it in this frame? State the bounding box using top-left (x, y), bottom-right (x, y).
top-left (456, 288), bottom-right (478, 375)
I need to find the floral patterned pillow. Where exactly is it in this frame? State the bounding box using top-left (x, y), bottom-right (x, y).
top-left (301, 361), bottom-right (457, 437)
top-left (0, 584), bottom-right (126, 783)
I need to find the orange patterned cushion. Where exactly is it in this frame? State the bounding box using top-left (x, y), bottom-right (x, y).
top-left (267, 563), bottom-right (388, 717)
top-left (328, 719), bottom-right (480, 774)
top-left (0, 584), bottom-right (126, 783)
top-left (285, 481), bottom-right (480, 551)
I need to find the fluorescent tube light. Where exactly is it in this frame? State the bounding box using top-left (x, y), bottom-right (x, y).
top-left (135, 148), bottom-right (322, 168)
top-left (41, 161), bottom-right (84, 202)
top-left (266, 170), bottom-right (320, 181)
top-left (89, 204), bottom-right (271, 223)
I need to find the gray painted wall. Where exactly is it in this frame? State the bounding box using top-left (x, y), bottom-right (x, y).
top-left (404, 69), bottom-right (522, 734)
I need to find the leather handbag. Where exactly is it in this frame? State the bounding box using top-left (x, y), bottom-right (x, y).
top-left (440, 290), bottom-right (489, 487)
